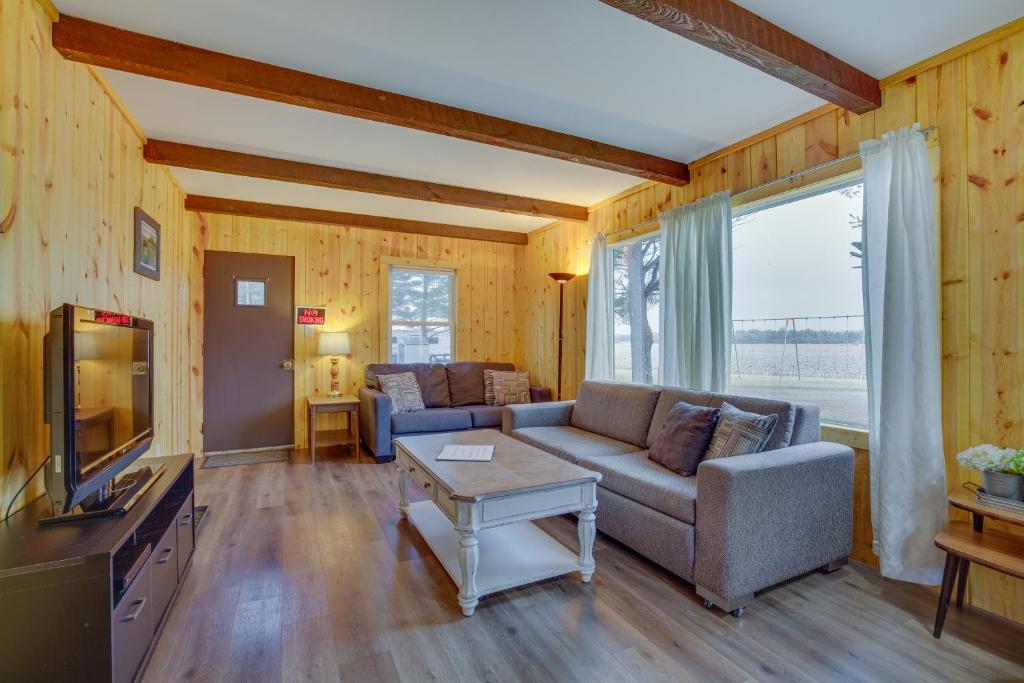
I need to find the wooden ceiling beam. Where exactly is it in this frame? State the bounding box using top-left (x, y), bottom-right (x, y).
top-left (184, 196), bottom-right (529, 246)
top-left (145, 140), bottom-right (588, 222)
top-left (53, 15), bottom-right (690, 186)
top-left (598, 0), bottom-right (881, 113)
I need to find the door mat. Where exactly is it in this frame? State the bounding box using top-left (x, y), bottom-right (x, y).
top-left (200, 449), bottom-right (291, 469)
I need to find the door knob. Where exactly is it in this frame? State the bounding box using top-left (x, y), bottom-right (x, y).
top-left (281, 359), bottom-right (295, 371)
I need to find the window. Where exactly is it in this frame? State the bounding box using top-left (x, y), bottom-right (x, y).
top-left (235, 278), bottom-right (267, 307)
top-left (388, 267), bottom-right (455, 363)
top-left (612, 234), bottom-right (660, 383)
top-left (731, 177), bottom-right (867, 427)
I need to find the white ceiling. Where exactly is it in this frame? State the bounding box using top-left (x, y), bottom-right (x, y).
top-left (57, 0), bottom-right (1023, 233)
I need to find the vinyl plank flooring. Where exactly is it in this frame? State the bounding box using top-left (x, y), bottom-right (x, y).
top-left (142, 447), bottom-right (1024, 683)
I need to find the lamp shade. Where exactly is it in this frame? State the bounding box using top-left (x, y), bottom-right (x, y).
top-left (548, 272), bottom-right (576, 284)
top-left (317, 331), bottom-right (351, 356)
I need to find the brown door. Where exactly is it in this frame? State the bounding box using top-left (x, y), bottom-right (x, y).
top-left (203, 251), bottom-right (294, 453)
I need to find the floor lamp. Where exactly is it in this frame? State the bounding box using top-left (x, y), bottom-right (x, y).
top-left (548, 272), bottom-right (576, 401)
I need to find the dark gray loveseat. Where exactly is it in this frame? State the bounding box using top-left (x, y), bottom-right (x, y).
top-left (503, 380), bottom-right (854, 615)
top-left (359, 361), bottom-right (551, 461)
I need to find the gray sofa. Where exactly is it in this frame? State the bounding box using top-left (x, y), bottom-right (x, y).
top-left (359, 361), bottom-right (551, 461)
top-left (503, 380), bottom-right (854, 615)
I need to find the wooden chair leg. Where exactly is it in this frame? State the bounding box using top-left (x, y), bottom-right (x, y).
top-left (933, 553), bottom-right (959, 638)
top-left (955, 559), bottom-right (970, 608)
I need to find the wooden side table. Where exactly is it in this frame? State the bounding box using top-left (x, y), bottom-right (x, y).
top-left (932, 489), bottom-right (1024, 638)
top-left (307, 395), bottom-right (360, 463)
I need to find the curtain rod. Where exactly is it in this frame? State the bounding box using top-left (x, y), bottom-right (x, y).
top-left (596, 125), bottom-right (936, 240)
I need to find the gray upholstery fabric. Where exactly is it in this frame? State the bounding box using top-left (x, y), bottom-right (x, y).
top-left (594, 487), bottom-right (695, 582)
top-left (578, 451), bottom-right (697, 524)
top-left (358, 386), bottom-right (393, 458)
top-left (791, 403), bottom-right (822, 445)
top-left (446, 362), bottom-right (515, 406)
top-left (646, 387), bottom-right (796, 452)
top-left (694, 441), bottom-right (854, 603)
top-left (390, 408), bottom-right (472, 435)
top-left (462, 404), bottom-right (504, 428)
top-left (570, 381), bottom-right (660, 448)
top-left (509, 426), bottom-right (639, 463)
top-left (502, 401), bottom-right (574, 433)
top-left (364, 363), bottom-right (450, 408)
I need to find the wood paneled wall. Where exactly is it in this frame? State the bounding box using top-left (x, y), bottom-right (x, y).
top-left (517, 28), bottom-right (1024, 623)
top-left (0, 0), bottom-right (195, 515)
top-left (192, 213), bottom-right (520, 450)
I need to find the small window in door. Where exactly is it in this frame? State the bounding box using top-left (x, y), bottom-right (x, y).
top-left (235, 278), bottom-right (268, 307)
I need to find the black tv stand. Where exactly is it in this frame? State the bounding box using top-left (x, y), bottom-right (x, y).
top-left (0, 454), bottom-right (195, 683)
top-left (38, 464), bottom-right (167, 525)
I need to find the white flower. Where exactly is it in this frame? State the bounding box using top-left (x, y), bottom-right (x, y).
top-left (956, 444), bottom-right (1016, 472)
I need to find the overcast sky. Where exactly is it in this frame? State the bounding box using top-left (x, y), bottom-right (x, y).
top-left (732, 185), bottom-right (864, 326)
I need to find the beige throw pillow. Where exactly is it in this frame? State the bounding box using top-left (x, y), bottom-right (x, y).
top-left (491, 371), bottom-right (531, 406)
top-left (483, 369), bottom-right (497, 405)
top-left (377, 372), bottom-right (425, 414)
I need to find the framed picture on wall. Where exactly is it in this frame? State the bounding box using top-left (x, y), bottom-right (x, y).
top-left (133, 207), bottom-right (160, 281)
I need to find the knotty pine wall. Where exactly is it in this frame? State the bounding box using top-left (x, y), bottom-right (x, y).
top-left (0, 0), bottom-right (196, 515)
top-left (517, 25), bottom-right (1024, 624)
top-left (192, 212), bottom-right (520, 450)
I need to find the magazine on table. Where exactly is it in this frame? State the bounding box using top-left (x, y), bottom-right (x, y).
top-left (437, 445), bottom-right (495, 462)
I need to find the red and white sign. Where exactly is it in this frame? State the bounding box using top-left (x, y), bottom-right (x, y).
top-left (296, 306), bottom-right (326, 325)
top-left (94, 310), bottom-right (134, 326)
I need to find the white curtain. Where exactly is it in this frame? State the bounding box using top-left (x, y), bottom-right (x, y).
top-left (860, 124), bottom-right (947, 585)
top-left (658, 191), bottom-right (732, 391)
top-left (584, 232), bottom-right (615, 380)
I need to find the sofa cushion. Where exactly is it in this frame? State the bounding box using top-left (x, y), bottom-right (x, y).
top-left (446, 362), bottom-right (515, 406)
top-left (578, 451), bottom-right (697, 525)
top-left (648, 401), bottom-right (720, 476)
top-left (570, 381), bottom-right (660, 448)
top-left (462, 404), bottom-right (504, 428)
top-left (364, 363), bottom-right (450, 408)
top-left (390, 408), bottom-right (472, 434)
top-left (646, 387), bottom-right (796, 452)
top-left (378, 372), bottom-right (425, 414)
top-left (510, 426), bottom-right (640, 463)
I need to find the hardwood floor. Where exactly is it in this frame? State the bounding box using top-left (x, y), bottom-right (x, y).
top-left (143, 447), bottom-right (1024, 683)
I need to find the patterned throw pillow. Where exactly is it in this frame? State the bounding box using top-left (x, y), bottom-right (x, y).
top-left (377, 372), bottom-right (425, 414)
top-left (491, 371), bottom-right (531, 406)
top-left (483, 369), bottom-right (497, 406)
top-left (703, 402), bottom-right (778, 461)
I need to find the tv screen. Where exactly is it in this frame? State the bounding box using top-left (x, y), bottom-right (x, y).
top-left (46, 305), bottom-right (154, 512)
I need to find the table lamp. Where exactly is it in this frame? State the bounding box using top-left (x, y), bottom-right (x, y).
top-left (317, 331), bottom-right (351, 397)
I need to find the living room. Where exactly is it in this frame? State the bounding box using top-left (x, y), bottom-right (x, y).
top-left (2, 0), bottom-right (1024, 681)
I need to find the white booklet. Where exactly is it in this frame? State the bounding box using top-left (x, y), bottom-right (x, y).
top-left (436, 444), bottom-right (495, 462)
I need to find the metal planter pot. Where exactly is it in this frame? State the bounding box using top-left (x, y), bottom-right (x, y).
top-left (983, 470), bottom-right (1024, 501)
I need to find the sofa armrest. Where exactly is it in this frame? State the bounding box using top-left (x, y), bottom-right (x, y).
top-left (502, 400), bottom-right (575, 434)
top-left (358, 386), bottom-right (394, 459)
top-left (529, 386), bottom-right (553, 403)
top-left (694, 441), bottom-right (854, 606)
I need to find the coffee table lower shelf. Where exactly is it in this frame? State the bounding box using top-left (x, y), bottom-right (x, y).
top-left (406, 500), bottom-right (581, 605)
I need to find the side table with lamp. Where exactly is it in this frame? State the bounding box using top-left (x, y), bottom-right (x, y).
top-left (308, 332), bottom-right (359, 463)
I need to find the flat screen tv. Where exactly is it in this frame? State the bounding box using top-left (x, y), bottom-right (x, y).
top-left (44, 304), bottom-right (154, 513)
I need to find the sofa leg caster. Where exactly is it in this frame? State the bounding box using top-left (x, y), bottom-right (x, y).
top-left (703, 599), bottom-right (714, 610)
top-left (819, 557), bottom-right (848, 573)
top-left (730, 607), bottom-right (744, 618)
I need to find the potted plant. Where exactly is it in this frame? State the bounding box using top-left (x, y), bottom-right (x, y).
top-left (956, 444), bottom-right (1024, 501)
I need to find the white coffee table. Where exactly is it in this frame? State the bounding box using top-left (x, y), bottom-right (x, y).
top-left (394, 430), bottom-right (601, 616)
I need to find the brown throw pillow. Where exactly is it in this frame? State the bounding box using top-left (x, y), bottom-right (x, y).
top-left (648, 401), bottom-right (720, 476)
top-left (704, 402), bottom-right (778, 461)
top-left (483, 369), bottom-right (497, 405)
top-left (377, 372), bottom-right (425, 414)
top-left (491, 371), bottom-right (531, 406)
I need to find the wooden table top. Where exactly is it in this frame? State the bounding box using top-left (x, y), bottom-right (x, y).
top-left (394, 430), bottom-right (601, 502)
top-left (307, 394), bottom-right (358, 408)
top-left (934, 521), bottom-right (1024, 580)
top-left (949, 488), bottom-right (1024, 527)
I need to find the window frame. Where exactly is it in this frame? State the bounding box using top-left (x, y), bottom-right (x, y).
top-left (382, 260), bottom-right (458, 364)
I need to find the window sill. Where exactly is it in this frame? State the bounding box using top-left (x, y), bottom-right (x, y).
top-left (821, 423), bottom-right (869, 451)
